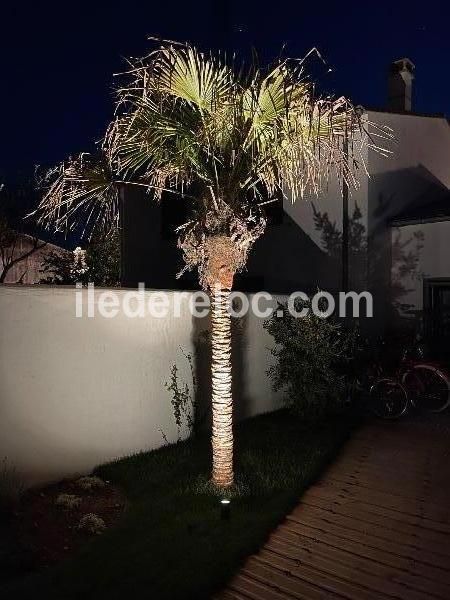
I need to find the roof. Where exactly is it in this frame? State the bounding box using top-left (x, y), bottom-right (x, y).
top-left (390, 193), bottom-right (450, 226)
top-left (10, 230), bottom-right (70, 253)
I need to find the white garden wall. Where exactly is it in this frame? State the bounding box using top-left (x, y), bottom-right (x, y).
top-left (0, 286), bottom-right (283, 488)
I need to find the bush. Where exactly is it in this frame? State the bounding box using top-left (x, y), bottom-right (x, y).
top-left (164, 347), bottom-right (210, 441)
top-left (264, 299), bottom-right (359, 421)
top-left (40, 230), bottom-right (121, 286)
top-left (75, 476), bottom-right (106, 492)
top-left (164, 351), bottom-right (195, 441)
top-left (55, 494), bottom-right (82, 510)
top-left (77, 513), bottom-right (106, 535)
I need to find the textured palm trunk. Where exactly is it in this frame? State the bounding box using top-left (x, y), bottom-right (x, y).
top-left (210, 286), bottom-right (234, 487)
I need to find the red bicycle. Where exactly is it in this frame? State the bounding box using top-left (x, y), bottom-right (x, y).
top-left (369, 338), bottom-right (450, 419)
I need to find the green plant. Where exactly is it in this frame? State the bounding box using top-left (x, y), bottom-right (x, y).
top-left (0, 411), bottom-right (354, 599)
top-left (188, 473), bottom-right (250, 498)
top-left (75, 476), bottom-right (106, 492)
top-left (0, 198), bottom-right (46, 284)
top-left (165, 348), bottom-right (198, 441)
top-left (264, 300), bottom-right (359, 421)
top-left (40, 230), bottom-right (120, 286)
top-left (55, 493), bottom-right (82, 510)
top-left (36, 40), bottom-right (380, 487)
top-left (77, 513), bottom-right (106, 535)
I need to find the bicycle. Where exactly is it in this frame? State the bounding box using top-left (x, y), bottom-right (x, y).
top-left (369, 336), bottom-right (450, 420)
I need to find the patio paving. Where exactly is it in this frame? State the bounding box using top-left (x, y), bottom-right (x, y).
top-left (218, 416), bottom-right (450, 599)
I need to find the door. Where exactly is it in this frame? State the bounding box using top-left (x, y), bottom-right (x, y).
top-left (424, 279), bottom-right (450, 359)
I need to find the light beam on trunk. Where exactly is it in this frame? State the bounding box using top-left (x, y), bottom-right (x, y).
top-left (210, 287), bottom-right (233, 487)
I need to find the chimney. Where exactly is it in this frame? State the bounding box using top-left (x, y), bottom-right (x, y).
top-left (387, 58), bottom-right (415, 112)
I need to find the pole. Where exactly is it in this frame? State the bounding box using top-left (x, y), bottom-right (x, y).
top-left (342, 134), bottom-right (349, 293)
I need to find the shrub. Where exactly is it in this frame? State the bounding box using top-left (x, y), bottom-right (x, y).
top-left (77, 513), bottom-right (106, 535)
top-left (55, 493), bottom-right (82, 510)
top-left (264, 299), bottom-right (359, 421)
top-left (165, 353), bottom-right (195, 441)
top-left (164, 347), bottom-right (210, 441)
top-left (75, 476), bottom-right (106, 492)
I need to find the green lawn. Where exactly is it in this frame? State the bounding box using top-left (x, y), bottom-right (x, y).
top-left (1, 409), bottom-right (355, 599)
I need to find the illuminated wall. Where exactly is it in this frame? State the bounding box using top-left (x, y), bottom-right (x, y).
top-left (0, 286), bottom-right (283, 487)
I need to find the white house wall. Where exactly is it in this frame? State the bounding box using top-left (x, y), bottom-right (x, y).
top-left (282, 129), bottom-right (369, 292)
top-left (368, 111), bottom-right (450, 232)
top-left (367, 111), bottom-right (450, 328)
top-left (279, 111), bottom-right (450, 328)
top-left (391, 221), bottom-right (450, 316)
top-left (284, 138), bottom-right (369, 254)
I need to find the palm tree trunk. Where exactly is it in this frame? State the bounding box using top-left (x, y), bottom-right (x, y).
top-left (210, 286), bottom-right (234, 487)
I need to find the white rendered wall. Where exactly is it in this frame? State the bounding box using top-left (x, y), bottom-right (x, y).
top-left (282, 127), bottom-right (370, 293)
top-left (391, 221), bottom-right (450, 315)
top-left (367, 111), bottom-right (450, 232)
top-left (367, 111), bottom-right (450, 327)
top-left (0, 286), bottom-right (283, 488)
top-left (284, 158), bottom-right (369, 253)
top-left (283, 111), bottom-right (450, 274)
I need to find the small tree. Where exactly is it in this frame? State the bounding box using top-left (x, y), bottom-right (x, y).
top-left (40, 231), bottom-right (120, 286)
top-left (35, 42), bottom-right (386, 488)
top-left (0, 200), bottom-right (46, 283)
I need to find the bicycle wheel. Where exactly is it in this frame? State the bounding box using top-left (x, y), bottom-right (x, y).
top-left (369, 378), bottom-right (409, 420)
top-left (401, 369), bottom-right (425, 409)
top-left (405, 364), bottom-right (450, 413)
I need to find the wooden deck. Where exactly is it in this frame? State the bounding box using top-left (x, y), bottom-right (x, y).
top-left (218, 416), bottom-right (450, 599)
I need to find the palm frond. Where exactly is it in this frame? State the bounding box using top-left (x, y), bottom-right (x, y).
top-left (36, 41), bottom-right (392, 243)
top-left (152, 45), bottom-right (233, 113)
top-left (35, 154), bottom-right (120, 237)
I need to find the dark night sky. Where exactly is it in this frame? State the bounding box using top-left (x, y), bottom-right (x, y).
top-left (2, 0), bottom-right (450, 185)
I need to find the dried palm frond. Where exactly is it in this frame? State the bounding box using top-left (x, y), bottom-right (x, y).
top-left (35, 153), bottom-right (119, 237)
top-left (36, 40), bottom-right (392, 283)
top-left (176, 199), bottom-right (266, 288)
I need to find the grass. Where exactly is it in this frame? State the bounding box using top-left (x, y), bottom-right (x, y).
top-left (0, 458), bottom-right (23, 514)
top-left (0, 409), bottom-right (355, 599)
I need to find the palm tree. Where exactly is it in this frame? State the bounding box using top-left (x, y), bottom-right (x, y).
top-left (36, 41), bottom-right (383, 488)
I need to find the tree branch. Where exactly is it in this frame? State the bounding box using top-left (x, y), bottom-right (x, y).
top-left (0, 235), bottom-right (46, 283)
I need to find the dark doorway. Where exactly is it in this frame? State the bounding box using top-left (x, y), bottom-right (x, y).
top-left (424, 278), bottom-right (450, 359)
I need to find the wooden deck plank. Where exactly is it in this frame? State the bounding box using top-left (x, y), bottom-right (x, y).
top-left (218, 416), bottom-right (450, 599)
top-left (226, 573), bottom-right (295, 600)
top-left (297, 494), bottom-right (450, 544)
top-left (289, 502), bottom-right (450, 557)
top-left (257, 546), bottom-right (432, 600)
top-left (309, 478), bottom-right (450, 523)
top-left (265, 533), bottom-right (450, 599)
top-left (242, 559), bottom-right (351, 599)
top-left (285, 512), bottom-right (450, 570)
top-left (273, 520), bottom-right (450, 586)
top-left (302, 486), bottom-right (450, 534)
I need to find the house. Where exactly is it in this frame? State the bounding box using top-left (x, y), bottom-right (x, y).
top-left (0, 231), bottom-right (69, 284)
top-left (1, 183), bottom-right (72, 284)
top-left (391, 197), bottom-right (450, 354)
top-left (121, 58), bottom-right (450, 353)
top-left (285, 59), bottom-right (450, 336)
